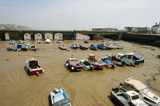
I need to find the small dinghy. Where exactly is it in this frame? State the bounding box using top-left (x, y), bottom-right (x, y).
top-left (14, 44), bottom-right (23, 51)
top-left (107, 42), bottom-right (118, 49)
top-left (84, 39), bottom-right (89, 43)
top-left (45, 39), bottom-right (51, 44)
top-left (7, 45), bottom-right (16, 51)
top-left (56, 39), bottom-right (63, 43)
top-left (37, 40), bottom-right (42, 44)
top-left (114, 42), bottom-right (124, 49)
top-left (22, 44), bottom-right (30, 51)
top-left (30, 45), bottom-right (37, 51)
top-left (18, 40), bottom-right (25, 44)
top-left (79, 43), bottom-right (88, 50)
top-left (9, 40), bottom-right (15, 44)
top-left (88, 54), bottom-right (106, 69)
top-left (25, 57), bottom-right (44, 76)
top-left (59, 43), bottom-right (67, 50)
top-left (50, 88), bottom-right (72, 106)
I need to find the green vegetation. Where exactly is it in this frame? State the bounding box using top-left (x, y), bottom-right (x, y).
top-left (0, 24), bottom-right (31, 30)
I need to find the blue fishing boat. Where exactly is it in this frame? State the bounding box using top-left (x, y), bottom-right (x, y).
top-left (9, 40), bottom-right (15, 44)
top-left (7, 46), bottom-right (15, 51)
top-left (22, 44), bottom-right (30, 51)
top-left (14, 44), bottom-right (22, 51)
top-left (97, 42), bottom-right (107, 50)
top-left (50, 88), bottom-right (71, 106)
top-left (71, 42), bottom-right (78, 49)
top-left (79, 59), bottom-right (94, 71)
top-left (101, 56), bottom-right (115, 68)
top-left (90, 44), bottom-right (98, 50)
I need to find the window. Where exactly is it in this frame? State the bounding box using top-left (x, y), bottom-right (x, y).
top-left (132, 95), bottom-right (139, 100)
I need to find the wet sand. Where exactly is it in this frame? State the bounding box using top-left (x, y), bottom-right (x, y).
top-left (0, 40), bottom-right (160, 106)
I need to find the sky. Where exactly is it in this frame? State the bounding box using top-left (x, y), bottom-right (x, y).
top-left (0, 0), bottom-right (160, 30)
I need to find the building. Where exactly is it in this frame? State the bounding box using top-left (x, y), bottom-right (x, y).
top-left (92, 28), bottom-right (118, 32)
top-left (0, 25), bottom-right (4, 30)
top-left (124, 27), bottom-right (150, 33)
top-left (151, 23), bottom-right (160, 34)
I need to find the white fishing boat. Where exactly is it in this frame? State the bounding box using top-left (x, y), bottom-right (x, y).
top-left (122, 78), bottom-right (160, 105)
top-left (25, 57), bottom-right (44, 76)
top-left (111, 87), bottom-right (147, 106)
top-left (45, 39), bottom-right (51, 44)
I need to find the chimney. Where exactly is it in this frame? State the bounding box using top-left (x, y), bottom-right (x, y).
top-left (155, 22), bottom-right (157, 25)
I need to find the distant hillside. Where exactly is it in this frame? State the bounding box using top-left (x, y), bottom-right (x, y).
top-left (0, 24), bottom-right (31, 30)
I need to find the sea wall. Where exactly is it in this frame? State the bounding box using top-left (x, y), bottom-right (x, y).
top-left (121, 33), bottom-right (160, 47)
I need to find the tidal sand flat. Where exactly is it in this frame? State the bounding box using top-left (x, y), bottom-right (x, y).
top-left (0, 40), bottom-right (160, 106)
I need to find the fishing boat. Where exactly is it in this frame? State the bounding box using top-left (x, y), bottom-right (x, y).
top-left (107, 42), bottom-right (118, 49)
top-left (70, 42), bottom-right (78, 49)
top-left (37, 40), bottom-right (42, 44)
top-left (6, 46), bottom-right (15, 51)
top-left (25, 57), bottom-right (44, 76)
top-left (50, 88), bottom-right (71, 106)
top-left (9, 40), bottom-right (15, 44)
top-left (30, 45), bottom-right (37, 51)
top-left (101, 56), bottom-right (115, 68)
top-left (121, 78), bottom-right (160, 106)
top-left (108, 54), bottom-right (124, 66)
top-left (56, 39), bottom-right (63, 43)
top-left (21, 44), bottom-right (30, 51)
top-left (79, 43), bottom-right (88, 50)
top-left (14, 44), bottom-right (23, 51)
top-left (125, 53), bottom-right (144, 64)
top-left (59, 43), bottom-right (67, 50)
top-left (18, 40), bottom-right (25, 44)
top-left (111, 87), bottom-right (147, 106)
top-left (114, 42), bottom-right (124, 49)
top-left (88, 54), bottom-right (106, 69)
top-left (97, 42), bottom-right (108, 50)
top-left (45, 39), bottom-right (51, 44)
top-left (84, 39), bottom-right (89, 43)
top-left (90, 44), bottom-right (98, 50)
top-left (79, 59), bottom-right (94, 71)
top-left (65, 58), bottom-right (83, 72)
top-left (116, 53), bottom-right (135, 66)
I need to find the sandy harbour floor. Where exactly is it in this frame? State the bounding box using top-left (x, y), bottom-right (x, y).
top-left (0, 40), bottom-right (160, 106)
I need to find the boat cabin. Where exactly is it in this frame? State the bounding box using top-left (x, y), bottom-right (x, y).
top-left (125, 53), bottom-right (134, 59)
top-left (117, 53), bottom-right (126, 58)
top-left (29, 60), bottom-right (40, 69)
top-left (123, 78), bottom-right (147, 92)
top-left (88, 54), bottom-right (96, 62)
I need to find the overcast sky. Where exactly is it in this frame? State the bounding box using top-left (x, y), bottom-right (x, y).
top-left (0, 0), bottom-right (160, 30)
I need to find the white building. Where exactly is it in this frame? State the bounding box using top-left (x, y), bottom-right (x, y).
top-left (151, 23), bottom-right (160, 33)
